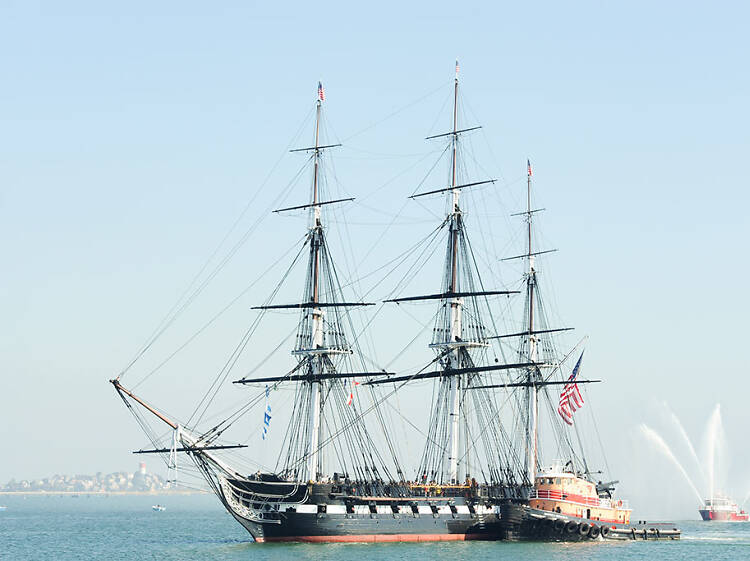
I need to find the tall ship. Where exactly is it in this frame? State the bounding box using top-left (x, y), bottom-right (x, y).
top-left (111, 66), bottom-right (678, 542)
top-left (699, 496), bottom-right (749, 521)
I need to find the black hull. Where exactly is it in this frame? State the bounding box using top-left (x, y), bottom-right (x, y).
top-left (233, 511), bottom-right (504, 542)
top-left (215, 474), bottom-right (518, 542)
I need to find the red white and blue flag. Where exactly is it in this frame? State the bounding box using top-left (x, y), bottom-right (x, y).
top-left (558, 351), bottom-right (585, 426)
top-left (318, 81), bottom-right (325, 102)
top-left (455, 59), bottom-right (460, 76)
top-left (347, 380), bottom-right (360, 406)
top-left (527, 159), bottom-right (533, 177)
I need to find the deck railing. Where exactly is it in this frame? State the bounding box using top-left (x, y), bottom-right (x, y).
top-left (531, 489), bottom-right (629, 510)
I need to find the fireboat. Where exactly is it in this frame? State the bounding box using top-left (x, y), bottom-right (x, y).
top-left (699, 496), bottom-right (749, 521)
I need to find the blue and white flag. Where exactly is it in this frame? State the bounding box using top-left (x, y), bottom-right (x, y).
top-left (262, 385), bottom-right (272, 440)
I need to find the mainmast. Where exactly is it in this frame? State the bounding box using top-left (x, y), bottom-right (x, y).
top-left (445, 65), bottom-right (462, 484)
top-left (382, 62), bottom-right (527, 487)
top-left (306, 89), bottom-right (324, 482)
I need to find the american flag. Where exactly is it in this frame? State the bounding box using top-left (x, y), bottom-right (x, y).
top-left (527, 159), bottom-right (533, 177)
top-left (455, 60), bottom-right (460, 76)
top-left (318, 81), bottom-right (325, 102)
top-left (558, 352), bottom-right (585, 426)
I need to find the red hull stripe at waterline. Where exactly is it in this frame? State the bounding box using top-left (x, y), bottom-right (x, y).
top-left (259, 533), bottom-right (487, 543)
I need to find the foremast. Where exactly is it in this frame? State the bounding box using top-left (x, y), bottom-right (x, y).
top-left (242, 83), bottom-right (400, 487)
top-left (288, 87), bottom-right (353, 482)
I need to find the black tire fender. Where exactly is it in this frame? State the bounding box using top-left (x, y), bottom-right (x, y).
top-left (566, 521), bottom-right (579, 534)
top-left (588, 524), bottom-right (600, 538)
top-left (578, 522), bottom-right (590, 536)
top-left (600, 525), bottom-right (611, 538)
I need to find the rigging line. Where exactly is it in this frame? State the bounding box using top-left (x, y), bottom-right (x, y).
top-left (409, 143), bottom-right (452, 197)
top-left (460, 90), bottom-right (509, 187)
top-left (380, 220), bottom-right (448, 301)
top-left (382, 310), bottom-right (443, 371)
top-left (119, 394), bottom-right (182, 472)
top-left (131, 233), bottom-right (309, 390)
top-left (338, 146), bottom-right (434, 159)
top-left (585, 384), bottom-right (612, 477)
top-left (383, 398), bottom-right (439, 450)
top-left (425, 87), bottom-right (454, 139)
top-left (572, 411), bottom-right (590, 476)
top-left (330, 149), bottom-right (449, 305)
top-left (542, 336), bottom-right (588, 384)
top-left (324, 236), bottom-right (382, 377)
top-left (459, 217), bottom-right (512, 369)
top-left (124, 155), bottom-right (311, 386)
top-left (284, 347), bottom-right (454, 475)
top-left (350, 209), bottom-right (444, 297)
top-left (241, 323), bottom-right (300, 379)
top-left (186, 245), bottom-right (305, 427)
top-left (202, 359), bottom-right (304, 442)
top-left (417, 142), bottom-right (453, 195)
top-left (241, 384), bottom-right (297, 446)
top-left (339, 218), bottom-right (445, 295)
top-left (456, 381), bottom-right (517, 466)
top-left (341, 148), bottom-right (450, 283)
top-left (118, 106), bottom-right (316, 380)
top-left (340, 80), bottom-right (452, 143)
top-left (188, 242), bottom-right (309, 429)
top-left (326, 197), bottom-right (370, 374)
top-left (356, 148), bottom-right (446, 205)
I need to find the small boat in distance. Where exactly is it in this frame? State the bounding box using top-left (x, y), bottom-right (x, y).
top-left (699, 496), bottom-right (748, 521)
top-left (152, 505), bottom-right (166, 512)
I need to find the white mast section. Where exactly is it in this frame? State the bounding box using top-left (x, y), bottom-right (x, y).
top-left (306, 94), bottom-right (324, 482)
top-left (445, 65), bottom-right (462, 485)
top-left (525, 162), bottom-right (538, 485)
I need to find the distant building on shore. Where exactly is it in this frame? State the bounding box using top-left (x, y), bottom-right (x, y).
top-left (1, 463), bottom-right (169, 493)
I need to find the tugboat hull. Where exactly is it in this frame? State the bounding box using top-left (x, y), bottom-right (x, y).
top-left (499, 503), bottom-right (681, 541)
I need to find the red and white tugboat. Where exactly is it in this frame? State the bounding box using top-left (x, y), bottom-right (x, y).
top-left (699, 496), bottom-right (749, 521)
top-left (496, 166), bottom-right (680, 541)
top-left (530, 462), bottom-right (632, 525)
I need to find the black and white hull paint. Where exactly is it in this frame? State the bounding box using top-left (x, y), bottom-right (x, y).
top-left (216, 477), bottom-right (505, 543)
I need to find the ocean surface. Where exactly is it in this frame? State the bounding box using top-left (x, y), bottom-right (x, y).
top-left (1, 494), bottom-right (748, 561)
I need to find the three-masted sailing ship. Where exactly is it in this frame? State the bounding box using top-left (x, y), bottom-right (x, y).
top-left (111, 66), bottom-right (677, 542)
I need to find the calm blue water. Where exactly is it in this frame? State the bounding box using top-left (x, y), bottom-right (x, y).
top-left (1, 494), bottom-right (748, 561)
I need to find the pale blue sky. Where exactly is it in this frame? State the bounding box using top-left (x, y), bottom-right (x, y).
top-left (1, 1), bottom-right (748, 517)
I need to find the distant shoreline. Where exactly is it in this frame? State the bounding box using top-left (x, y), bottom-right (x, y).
top-left (0, 490), bottom-right (208, 496)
